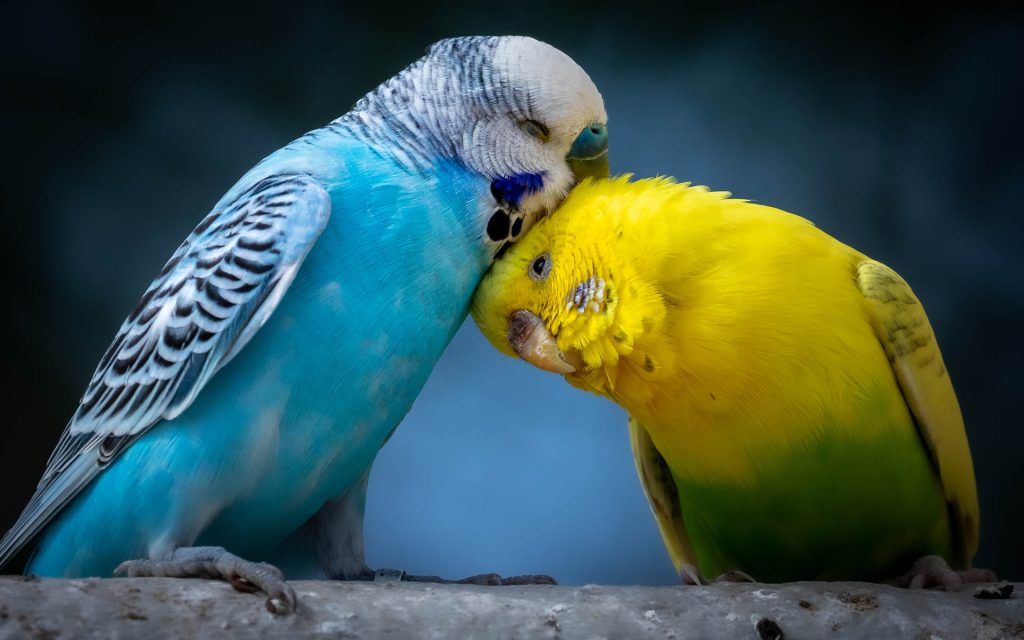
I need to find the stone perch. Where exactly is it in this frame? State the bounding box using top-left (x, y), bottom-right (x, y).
top-left (0, 577), bottom-right (1020, 639)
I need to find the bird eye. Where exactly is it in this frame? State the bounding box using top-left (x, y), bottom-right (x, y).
top-left (529, 253), bottom-right (551, 281)
top-left (519, 119), bottom-right (550, 142)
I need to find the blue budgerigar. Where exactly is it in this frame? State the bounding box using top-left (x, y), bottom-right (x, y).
top-left (0, 36), bottom-right (608, 611)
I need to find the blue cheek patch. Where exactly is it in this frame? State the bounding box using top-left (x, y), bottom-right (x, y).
top-left (490, 172), bottom-right (546, 207)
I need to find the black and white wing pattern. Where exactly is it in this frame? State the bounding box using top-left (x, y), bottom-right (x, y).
top-left (0, 173), bottom-right (331, 567)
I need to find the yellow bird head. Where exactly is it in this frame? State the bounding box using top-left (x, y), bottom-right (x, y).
top-left (472, 176), bottom-right (672, 397)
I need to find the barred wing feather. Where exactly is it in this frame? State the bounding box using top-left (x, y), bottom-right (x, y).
top-left (0, 173), bottom-right (331, 568)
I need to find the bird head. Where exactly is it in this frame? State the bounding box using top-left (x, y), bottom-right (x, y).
top-left (471, 176), bottom-right (668, 397)
top-left (339, 36), bottom-right (609, 258)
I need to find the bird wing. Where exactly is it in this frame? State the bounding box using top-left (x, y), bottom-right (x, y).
top-left (0, 173), bottom-right (331, 568)
top-left (856, 260), bottom-right (979, 568)
top-left (628, 416), bottom-right (699, 579)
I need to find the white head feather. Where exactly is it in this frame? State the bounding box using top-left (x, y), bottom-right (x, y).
top-left (335, 36), bottom-right (607, 241)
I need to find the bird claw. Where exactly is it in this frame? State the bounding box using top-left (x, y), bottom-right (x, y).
top-left (374, 568), bottom-right (406, 583)
top-left (454, 572), bottom-right (503, 586)
top-left (678, 564), bottom-right (755, 585)
top-left (713, 569), bottom-right (757, 584)
top-left (497, 574), bottom-right (558, 586)
top-left (885, 554), bottom-right (998, 592)
top-left (395, 571), bottom-right (557, 586)
top-left (114, 546), bottom-right (297, 614)
top-left (680, 563), bottom-right (705, 585)
top-left (228, 574), bottom-right (261, 594)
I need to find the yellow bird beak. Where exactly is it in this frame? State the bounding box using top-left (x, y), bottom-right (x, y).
top-left (567, 123), bottom-right (609, 181)
top-left (507, 310), bottom-right (581, 374)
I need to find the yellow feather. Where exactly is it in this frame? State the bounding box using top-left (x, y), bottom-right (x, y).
top-left (471, 176), bottom-right (980, 576)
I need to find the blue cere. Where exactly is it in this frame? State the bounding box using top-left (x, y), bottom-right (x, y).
top-left (569, 123), bottom-right (609, 160)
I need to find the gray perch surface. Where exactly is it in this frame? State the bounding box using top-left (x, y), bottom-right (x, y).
top-left (0, 577), bottom-right (1021, 639)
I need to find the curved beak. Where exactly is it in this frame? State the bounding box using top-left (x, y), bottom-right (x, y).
top-left (567, 123), bottom-right (609, 181)
top-left (507, 310), bottom-right (580, 374)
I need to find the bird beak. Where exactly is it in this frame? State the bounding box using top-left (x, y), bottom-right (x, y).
top-left (567, 123), bottom-right (609, 181)
top-left (507, 310), bottom-right (580, 374)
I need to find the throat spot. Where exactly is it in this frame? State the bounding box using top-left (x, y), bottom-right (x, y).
top-left (486, 207), bottom-right (527, 260)
top-left (566, 277), bottom-right (607, 314)
top-left (487, 208), bottom-right (511, 242)
top-left (483, 206), bottom-right (507, 241)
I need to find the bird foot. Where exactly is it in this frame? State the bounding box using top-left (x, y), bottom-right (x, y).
top-left (713, 569), bottom-right (757, 583)
top-left (115, 545), bottom-right (297, 614)
top-left (681, 563), bottom-right (705, 585)
top-left (375, 568), bottom-right (557, 585)
top-left (884, 554), bottom-right (997, 591)
top-left (679, 564), bottom-right (756, 585)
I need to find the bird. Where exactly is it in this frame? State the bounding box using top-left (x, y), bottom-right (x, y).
top-left (471, 175), bottom-right (993, 589)
top-left (0, 36), bottom-right (609, 612)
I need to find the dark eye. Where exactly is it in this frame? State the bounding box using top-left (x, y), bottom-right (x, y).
top-left (529, 253), bottom-right (551, 281)
top-left (519, 119), bottom-right (550, 142)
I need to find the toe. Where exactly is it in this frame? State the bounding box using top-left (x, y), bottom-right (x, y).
top-left (961, 567), bottom-right (999, 583)
top-left (456, 573), bottom-right (503, 586)
top-left (114, 559), bottom-right (171, 578)
top-left (500, 574), bottom-right (558, 586)
top-left (228, 574), bottom-right (262, 594)
top-left (714, 569), bottom-right (757, 584)
top-left (220, 561), bottom-right (296, 613)
top-left (375, 569), bottom-right (407, 583)
top-left (938, 570), bottom-right (963, 592)
top-left (265, 582), bottom-right (297, 615)
top-left (113, 548), bottom-right (297, 614)
top-left (898, 554), bottom-right (968, 591)
top-left (396, 571), bottom-right (555, 586)
top-left (258, 561), bottom-right (286, 581)
top-left (114, 560), bottom-right (144, 577)
top-left (680, 563), bottom-right (705, 586)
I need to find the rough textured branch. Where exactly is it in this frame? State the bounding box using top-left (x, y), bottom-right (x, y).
top-left (0, 577), bottom-right (1020, 639)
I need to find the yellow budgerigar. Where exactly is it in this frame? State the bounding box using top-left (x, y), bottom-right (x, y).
top-left (471, 176), bottom-right (994, 587)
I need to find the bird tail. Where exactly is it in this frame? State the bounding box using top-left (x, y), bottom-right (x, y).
top-left (0, 454), bottom-right (99, 572)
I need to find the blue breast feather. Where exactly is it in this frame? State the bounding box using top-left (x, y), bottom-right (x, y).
top-left (23, 135), bottom-right (492, 576)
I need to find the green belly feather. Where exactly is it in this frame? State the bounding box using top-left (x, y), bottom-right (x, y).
top-left (672, 395), bottom-right (952, 582)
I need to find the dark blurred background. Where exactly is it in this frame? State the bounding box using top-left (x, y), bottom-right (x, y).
top-left (1, 2), bottom-right (1021, 584)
